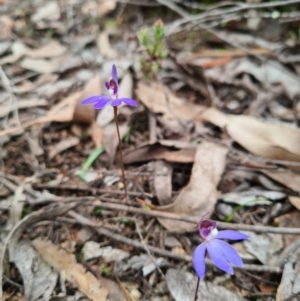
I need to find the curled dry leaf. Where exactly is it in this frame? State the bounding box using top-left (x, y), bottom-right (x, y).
top-left (263, 170), bottom-right (300, 210)
top-left (0, 91), bottom-right (81, 137)
top-left (149, 160), bottom-right (173, 206)
top-left (31, 1), bottom-right (60, 22)
top-left (0, 41), bottom-right (30, 65)
top-left (91, 121), bottom-right (103, 148)
top-left (0, 98), bottom-right (48, 119)
top-left (14, 241), bottom-right (58, 301)
top-left (97, 0), bottom-right (116, 17)
top-left (0, 203), bottom-right (77, 299)
top-left (202, 108), bottom-right (300, 162)
top-left (32, 239), bottom-right (109, 301)
top-left (102, 122), bottom-right (128, 163)
top-left (123, 142), bottom-right (196, 164)
top-left (166, 269), bottom-right (247, 301)
top-left (136, 82), bottom-right (205, 122)
top-left (97, 31), bottom-right (118, 59)
top-left (73, 76), bottom-right (100, 124)
top-left (244, 233), bottom-right (283, 265)
top-left (276, 262), bottom-right (295, 301)
top-left (157, 141), bottom-right (228, 231)
top-left (26, 40), bottom-right (67, 59)
top-left (82, 241), bottom-right (129, 262)
top-left (20, 57), bottom-right (59, 73)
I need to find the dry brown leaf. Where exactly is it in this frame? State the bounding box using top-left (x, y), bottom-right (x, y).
top-left (0, 41), bottom-right (30, 65)
top-left (20, 58), bottom-right (59, 73)
top-left (26, 40), bottom-right (67, 59)
top-left (276, 262), bottom-right (294, 301)
top-left (188, 56), bottom-right (232, 68)
top-left (123, 143), bottom-right (196, 164)
top-left (0, 98), bottom-right (48, 119)
top-left (31, 1), bottom-right (60, 22)
top-left (157, 141), bottom-right (228, 231)
top-left (97, 31), bottom-right (118, 58)
top-left (32, 239), bottom-right (108, 301)
top-left (258, 284), bottom-right (275, 294)
top-left (188, 48), bottom-right (272, 58)
top-left (48, 137), bottom-right (80, 160)
top-left (202, 108), bottom-right (300, 162)
top-left (151, 160), bottom-right (173, 206)
top-left (278, 211), bottom-right (300, 246)
top-left (37, 90), bottom-right (81, 123)
top-left (262, 170), bottom-right (300, 210)
top-left (14, 73), bottom-right (58, 94)
top-left (91, 121), bottom-right (103, 148)
top-left (0, 91), bottom-right (81, 137)
top-left (136, 82), bottom-right (205, 122)
top-left (102, 123), bottom-right (128, 163)
top-left (288, 196), bottom-right (300, 211)
top-left (73, 76), bottom-right (100, 124)
top-left (97, 0), bottom-right (116, 16)
top-left (264, 171), bottom-right (300, 193)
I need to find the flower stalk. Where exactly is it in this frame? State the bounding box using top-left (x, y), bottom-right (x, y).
top-left (80, 64), bottom-right (137, 204)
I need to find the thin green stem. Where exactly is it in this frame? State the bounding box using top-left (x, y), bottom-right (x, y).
top-left (194, 277), bottom-right (200, 301)
top-left (113, 106), bottom-right (128, 204)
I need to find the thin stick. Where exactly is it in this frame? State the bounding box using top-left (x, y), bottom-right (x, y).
top-left (113, 106), bottom-right (128, 204)
top-left (66, 211), bottom-right (282, 273)
top-left (28, 195), bottom-right (300, 235)
top-left (194, 277), bottom-right (200, 301)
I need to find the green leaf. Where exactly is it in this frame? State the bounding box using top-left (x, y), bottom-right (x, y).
top-left (94, 207), bottom-right (104, 216)
top-left (79, 146), bottom-right (104, 180)
top-left (123, 126), bottom-right (132, 144)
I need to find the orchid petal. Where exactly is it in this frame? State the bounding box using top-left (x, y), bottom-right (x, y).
top-left (93, 97), bottom-right (110, 109)
top-left (81, 96), bottom-right (104, 105)
top-left (210, 239), bottom-right (243, 267)
top-left (111, 99), bottom-right (122, 106)
top-left (111, 64), bottom-right (118, 84)
top-left (214, 230), bottom-right (249, 241)
top-left (193, 243), bottom-right (207, 279)
top-left (207, 242), bottom-right (233, 275)
top-left (119, 98), bottom-right (138, 107)
top-left (105, 82), bottom-right (110, 90)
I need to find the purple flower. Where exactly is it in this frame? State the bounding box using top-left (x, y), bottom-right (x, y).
top-left (80, 64), bottom-right (138, 109)
top-left (193, 214), bottom-right (249, 279)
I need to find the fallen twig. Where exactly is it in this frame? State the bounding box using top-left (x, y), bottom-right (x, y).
top-left (29, 195), bottom-right (300, 235)
top-left (67, 211), bottom-right (282, 274)
top-left (167, 0), bottom-right (300, 34)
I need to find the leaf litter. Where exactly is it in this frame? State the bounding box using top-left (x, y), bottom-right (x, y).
top-left (3, 1), bottom-right (300, 300)
top-left (32, 238), bottom-right (111, 301)
top-left (157, 141), bottom-right (228, 231)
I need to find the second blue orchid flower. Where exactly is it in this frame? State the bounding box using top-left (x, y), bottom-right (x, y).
top-left (81, 64), bottom-right (138, 109)
top-left (193, 214), bottom-right (249, 279)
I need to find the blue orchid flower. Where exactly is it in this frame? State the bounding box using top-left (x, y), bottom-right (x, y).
top-left (80, 64), bottom-right (137, 109)
top-left (193, 214), bottom-right (249, 279)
